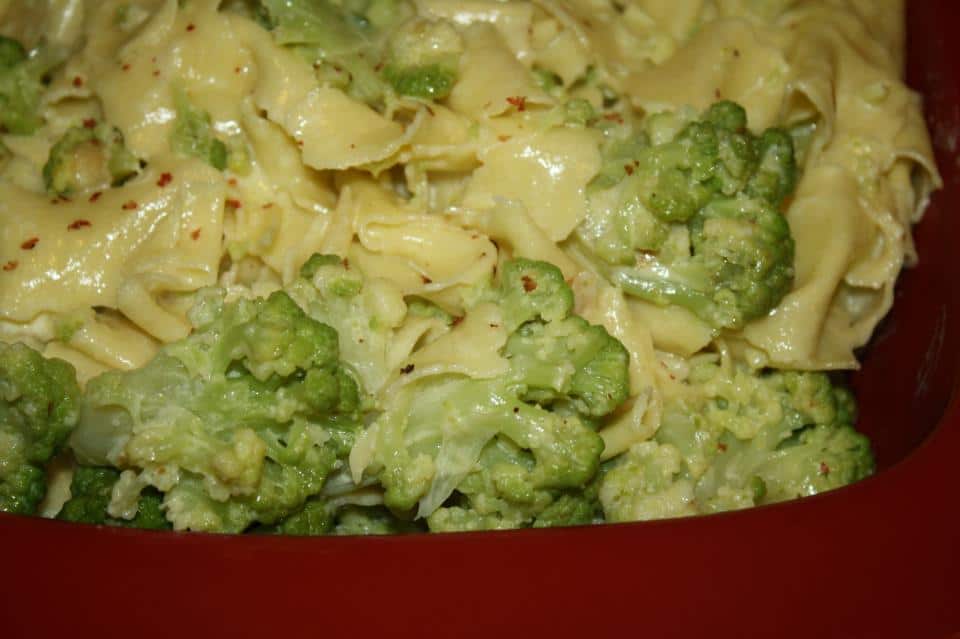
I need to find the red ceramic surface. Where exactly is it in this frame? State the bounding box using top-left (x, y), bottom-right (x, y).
top-left (2, 3), bottom-right (958, 638)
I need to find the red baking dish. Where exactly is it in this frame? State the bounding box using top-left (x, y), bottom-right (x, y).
top-left (2, 3), bottom-right (958, 637)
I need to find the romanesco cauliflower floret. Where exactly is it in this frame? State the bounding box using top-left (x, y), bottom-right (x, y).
top-left (0, 342), bottom-right (80, 515)
top-left (69, 289), bottom-right (361, 532)
top-left (352, 258), bottom-right (629, 532)
top-left (575, 100), bottom-right (797, 330)
top-left (599, 357), bottom-right (874, 521)
top-left (57, 466), bottom-right (169, 529)
top-left (0, 35), bottom-right (62, 135)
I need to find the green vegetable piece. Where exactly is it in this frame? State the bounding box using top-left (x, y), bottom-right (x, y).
top-left (171, 90), bottom-right (229, 170)
top-left (382, 18), bottom-right (462, 100)
top-left (69, 289), bottom-right (362, 533)
top-left (497, 258), bottom-right (574, 332)
top-left (0, 342), bottom-right (80, 515)
top-left (0, 36), bottom-right (51, 135)
top-left (43, 123), bottom-right (140, 196)
top-left (57, 466), bottom-right (169, 529)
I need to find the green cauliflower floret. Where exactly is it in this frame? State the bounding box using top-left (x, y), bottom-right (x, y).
top-left (69, 289), bottom-right (362, 533)
top-left (353, 258), bottom-right (629, 532)
top-left (575, 100), bottom-right (797, 330)
top-left (170, 89), bottom-right (229, 170)
top-left (258, 0), bottom-right (414, 106)
top-left (43, 122), bottom-right (140, 196)
top-left (288, 254), bottom-right (409, 396)
top-left (333, 505), bottom-right (425, 535)
top-left (0, 342), bottom-right (80, 515)
top-left (57, 466), bottom-right (169, 529)
top-left (381, 17), bottom-right (462, 100)
top-left (0, 36), bottom-right (59, 135)
top-left (599, 357), bottom-right (874, 521)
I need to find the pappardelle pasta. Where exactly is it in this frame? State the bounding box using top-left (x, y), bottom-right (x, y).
top-left (0, 0), bottom-right (939, 533)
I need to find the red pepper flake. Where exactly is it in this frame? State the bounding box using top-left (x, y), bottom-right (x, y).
top-left (89, 191), bottom-right (102, 203)
top-left (262, 203), bottom-right (274, 209)
top-left (521, 275), bottom-right (537, 292)
top-left (603, 113), bottom-right (624, 123)
top-left (451, 315), bottom-right (465, 327)
top-left (72, 76), bottom-right (83, 88)
top-left (373, 62), bottom-right (384, 72)
top-left (121, 200), bottom-right (138, 210)
top-left (421, 275), bottom-right (432, 284)
top-left (121, 63), bottom-right (131, 71)
top-left (234, 66), bottom-right (242, 74)
top-left (497, 135), bottom-right (511, 142)
top-left (68, 219), bottom-right (92, 231)
top-left (225, 198), bottom-right (242, 209)
top-left (186, 23), bottom-right (196, 32)
top-left (819, 462), bottom-right (830, 476)
top-left (349, 143), bottom-right (356, 149)
top-left (20, 237), bottom-right (39, 250)
top-left (190, 228), bottom-right (202, 240)
top-left (152, 70), bottom-right (160, 77)
top-left (506, 96), bottom-right (527, 111)
top-left (341, 258), bottom-right (350, 270)
top-left (296, 139), bottom-right (304, 147)
top-left (717, 443), bottom-right (728, 452)
top-left (513, 407), bottom-right (520, 414)
top-left (624, 163), bottom-right (635, 176)
top-left (156, 172), bottom-right (173, 187)
top-left (400, 364), bottom-right (415, 374)
top-left (733, 48), bottom-right (741, 58)
top-left (424, 105), bottom-right (435, 116)
top-left (227, 178), bottom-right (237, 187)
top-left (714, 88), bottom-right (722, 99)
top-left (83, 118), bottom-right (97, 129)
top-left (3, 261), bottom-right (18, 272)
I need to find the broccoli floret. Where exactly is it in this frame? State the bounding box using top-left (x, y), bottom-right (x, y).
top-left (381, 18), bottom-right (462, 100)
top-left (43, 123), bottom-right (140, 196)
top-left (170, 90), bottom-right (228, 170)
top-left (0, 342), bottom-right (80, 515)
top-left (69, 289), bottom-right (362, 533)
top-left (353, 258), bottom-right (629, 531)
top-left (57, 466), bottom-right (169, 529)
top-left (0, 36), bottom-right (49, 135)
top-left (575, 100), bottom-right (798, 330)
top-left (599, 358), bottom-right (874, 521)
top-left (262, 497), bottom-right (334, 535)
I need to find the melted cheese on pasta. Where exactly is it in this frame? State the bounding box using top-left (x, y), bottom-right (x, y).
top-left (0, 0), bottom-right (938, 457)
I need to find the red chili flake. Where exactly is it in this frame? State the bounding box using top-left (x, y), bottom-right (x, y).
top-left (349, 143), bottom-right (356, 149)
top-left (603, 113), bottom-right (624, 123)
top-left (190, 228), bottom-right (202, 240)
top-left (68, 219), bottom-right (92, 230)
top-left (341, 258), bottom-right (350, 270)
top-left (152, 70), bottom-right (160, 77)
top-left (234, 66), bottom-right (242, 74)
top-left (3, 261), bottom-right (18, 272)
top-left (400, 364), bottom-right (415, 374)
top-left (714, 88), bottom-right (722, 99)
top-left (83, 118), bottom-right (97, 129)
top-left (157, 172), bottom-right (173, 187)
top-left (121, 63), bottom-right (131, 71)
top-left (72, 76), bottom-right (84, 88)
top-left (424, 105), bottom-right (435, 116)
top-left (820, 462), bottom-right (831, 476)
top-left (717, 443), bottom-right (728, 452)
top-left (89, 191), bottom-right (102, 203)
top-left (121, 200), bottom-right (138, 210)
top-left (421, 275), bottom-right (432, 284)
top-left (373, 62), bottom-right (384, 72)
top-left (513, 407), bottom-right (520, 414)
top-left (20, 237), bottom-right (39, 250)
top-left (489, 323), bottom-right (500, 328)
top-left (733, 48), bottom-right (741, 58)
top-left (262, 203), bottom-right (274, 209)
top-left (186, 23), bottom-right (196, 32)
top-left (296, 139), bottom-right (304, 147)
top-left (451, 315), bottom-right (465, 327)
top-left (225, 198), bottom-right (242, 209)
top-left (521, 275), bottom-right (537, 292)
top-left (624, 163), bottom-right (635, 176)
top-left (227, 178), bottom-right (237, 187)
top-left (497, 135), bottom-right (511, 142)
top-left (506, 96), bottom-right (527, 111)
